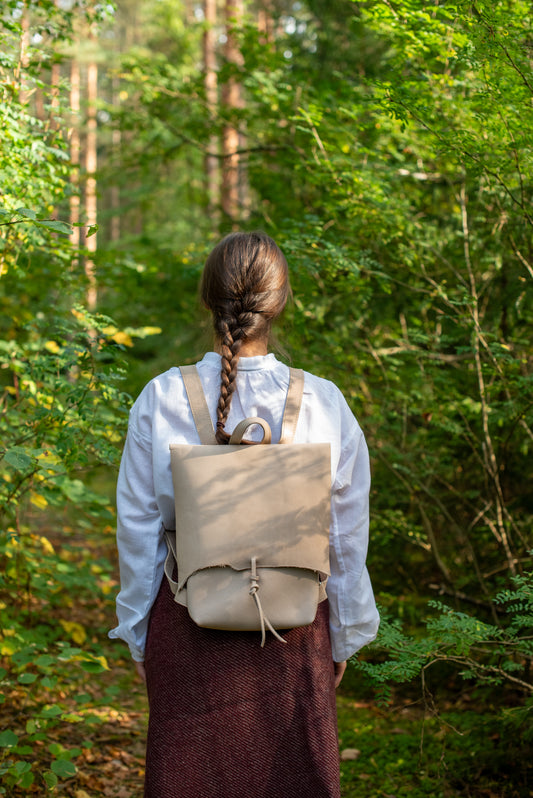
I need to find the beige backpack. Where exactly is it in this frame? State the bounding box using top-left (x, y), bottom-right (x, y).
top-left (164, 365), bottom-right (331, 646)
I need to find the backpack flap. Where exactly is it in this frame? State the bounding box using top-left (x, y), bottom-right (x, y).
top-left (170, 440), bottom-right (331, 589)
top-left (169, 438), bottom-right (331, 643)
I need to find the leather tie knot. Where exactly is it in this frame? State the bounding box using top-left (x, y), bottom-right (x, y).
top-left (249, 557), bottom-right (286, 647)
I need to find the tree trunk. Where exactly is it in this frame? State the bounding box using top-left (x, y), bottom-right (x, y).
top-left (50, 62), bottom-right (60, 127)
top-left (110, 76), bottom-right (121, 242)
top-left (204, 0), bottom-right (220, 224)
top-left (83, 54), bottom-right (98, 310)
top-left (221, 0), bottom-right (245, 225)
top-left (257, 0), bottom-right (275, 44)
top-left (15, 4), bottom-right (30, 106)
top-left (69, 59), bottom-right (81, 249)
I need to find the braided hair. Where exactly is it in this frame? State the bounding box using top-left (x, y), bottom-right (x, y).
top-left (200, 231), bottom-right (290, 444)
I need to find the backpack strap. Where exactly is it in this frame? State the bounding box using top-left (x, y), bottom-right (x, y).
top-left (180, 365), bottom-right (217, 445)
top-left (279, 368), bottom-right (304, 444)
top-left (180, 364), bottom-right (304, 445)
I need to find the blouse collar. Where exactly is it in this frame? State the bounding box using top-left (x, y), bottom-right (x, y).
top-left (200, 351), bottom-right (279, 372)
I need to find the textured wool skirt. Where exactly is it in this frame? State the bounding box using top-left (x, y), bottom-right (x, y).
top-left (143, 575), bottom-right (341, 798)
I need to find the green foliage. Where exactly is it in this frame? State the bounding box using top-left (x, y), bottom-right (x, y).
top-left (0, 3), bottom-right (128, 792)
top-left (0, 310), bottom-right (128, 521)
top-left (355, 568), bottom-right (533, 704)
top-left (0, 631), bottom-right (108, 792)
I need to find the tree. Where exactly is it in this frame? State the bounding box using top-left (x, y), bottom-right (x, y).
top-left (204, 0), bottom-right (220, 220)
top-left (0, 3), bottom-right (130, 790)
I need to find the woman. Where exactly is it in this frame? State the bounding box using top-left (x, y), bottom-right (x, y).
top-left (110, 231), bottom-right (379, 798)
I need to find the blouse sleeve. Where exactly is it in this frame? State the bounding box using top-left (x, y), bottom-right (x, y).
top-left (108, 417), bottom-right (167, 662)
top-left (326, 401), bottom-right (380, 662)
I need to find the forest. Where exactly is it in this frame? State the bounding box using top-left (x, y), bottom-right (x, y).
top-left (0, 0), bottom-right (532, 795)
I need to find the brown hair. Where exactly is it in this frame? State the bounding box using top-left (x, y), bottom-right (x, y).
top-left (200, 231), bottom-right (290, 444)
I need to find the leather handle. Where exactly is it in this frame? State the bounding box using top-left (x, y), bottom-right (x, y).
top-left (229, 417), bottom-right (272, 445)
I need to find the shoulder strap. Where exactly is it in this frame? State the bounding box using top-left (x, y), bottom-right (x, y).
top-left (279, 368), bottom-right (304, 444)
top-left (179, 365), bottom-right (217, 445)
top-left (180, 364), bottom-right (304, 445)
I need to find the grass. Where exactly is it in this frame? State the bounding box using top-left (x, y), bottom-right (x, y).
top-left (337, 664), bottom-right (533, 798)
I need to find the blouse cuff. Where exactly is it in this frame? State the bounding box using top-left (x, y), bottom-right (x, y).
top-left (108, 629), bottom-right (145, 662)
top-left (330, 623), bottom-right (379, 663)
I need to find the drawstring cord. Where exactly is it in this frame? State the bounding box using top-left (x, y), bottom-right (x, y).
top-left (249, 557), bottom-right (287, 647)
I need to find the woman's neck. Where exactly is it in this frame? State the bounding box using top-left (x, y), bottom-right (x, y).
top-left (215, 339), bottom-right (268, 357)
top-left (240, 340), bottom-right (268, 357)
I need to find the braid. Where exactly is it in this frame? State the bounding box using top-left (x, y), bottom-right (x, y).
top-left (200, 231), bottom-right (291, 445)
top-left (215, 317), bottom-right (244, 444)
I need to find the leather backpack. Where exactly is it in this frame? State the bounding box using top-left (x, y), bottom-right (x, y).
top-left (164, 365), bottom-right (331, 646)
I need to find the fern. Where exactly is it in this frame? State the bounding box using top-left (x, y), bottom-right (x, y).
top-left (354, 569), bottom-right (533, 699)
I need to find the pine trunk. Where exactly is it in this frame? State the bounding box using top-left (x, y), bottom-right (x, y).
top-left (204, 0), bottom-right (219, 224)
top-left (110, 76), bottom-right (121, 242)
top-left (221, 0), bottom-right (245, 224)
top-left (84, 55), bottom-right (98, 310)
top-left (69, 59), bottom-right (81, 249)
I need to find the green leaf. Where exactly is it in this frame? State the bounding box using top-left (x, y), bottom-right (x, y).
top-left (35, 655), bottom-right (56, 669)
top-left (43, 770), bottom-right (58, 789)
top-left (18, 770), bottom-right (34, 788)
top-left (14, 207), bottom-right (37, 220)
top-left (18, 672), bottom-right (38, 684)
top-left (87, 224), bottom-right (99, 237)
top-left (4, 448), bottom-right (33, 471)
top-left (61, 712), bottom-right (83, 723)
top-left (58, 478), bottom-right (90, 502)
top-left (39, 705), bottom-right (63, 718)
top-left (35, 219), bottom-right (72, 235)
top-left (14, 745), bottom-right (33, 755)
top-left (79, 658), bottom-right (107, 673)
top-left (50, 758), bottom-right (77, 778)
top-left (12, 648), bottom-right (37, 667)
top-left (57, 645), bottom-right (82, 660)
top-left (0, 730), bottom-right (19, 747)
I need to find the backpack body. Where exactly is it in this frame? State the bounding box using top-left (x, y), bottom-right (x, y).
top-left (164, 365), bottom-right (331, 646)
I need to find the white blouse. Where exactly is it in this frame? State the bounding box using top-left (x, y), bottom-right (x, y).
top-left (109, 352), bottom-right (379, 663)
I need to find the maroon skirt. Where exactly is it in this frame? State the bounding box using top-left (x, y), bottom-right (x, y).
top-left (144, 575), bottom-right (341, 798)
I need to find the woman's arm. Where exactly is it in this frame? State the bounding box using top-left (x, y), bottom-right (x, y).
top-left (109, 423), bottom-right (167, 662)
top-left (327, 414), bottom-right (380, 663)
top-left (334, 660), bottom-right (347, 688)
